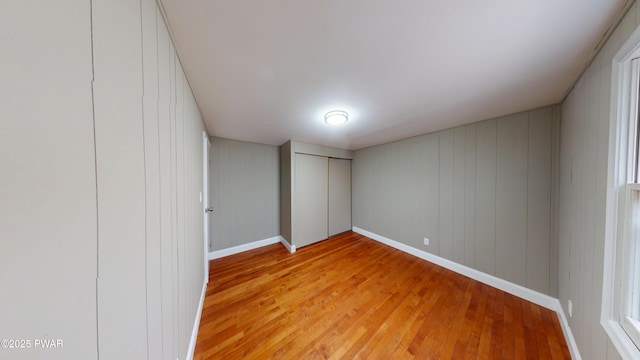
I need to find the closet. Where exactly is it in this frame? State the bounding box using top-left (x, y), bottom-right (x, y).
top-left (280, 141), bottom-right (353, 250)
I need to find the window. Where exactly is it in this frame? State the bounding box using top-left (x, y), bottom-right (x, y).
top-left (622, 184), bottom-right (640, 348)
top-left (603, 29), bottom-right (640, 360)
top-left (621, 59), bottom-right (640, 350)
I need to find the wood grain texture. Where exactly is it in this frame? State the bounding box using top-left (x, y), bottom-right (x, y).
top-left (194, 232), bottom-right (570, 359)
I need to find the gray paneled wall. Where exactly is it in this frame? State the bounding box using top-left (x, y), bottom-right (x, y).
top-left (353, 106), bottom-right (559, 296)
top-left (1, 2), bottom-right (98, 359)
top-left (93, 0), bottom-right (206, 359)
top-left (210, 137), bottom-right (280, 251)
top-left (1, 1), bottom-right (207, 359)
top-left (557, 3), bottom-right (640, 360)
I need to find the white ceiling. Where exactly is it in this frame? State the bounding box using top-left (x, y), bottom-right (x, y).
top-left (160, 0), bottom-right (626, 150)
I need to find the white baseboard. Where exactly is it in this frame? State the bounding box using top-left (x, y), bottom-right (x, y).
top-left (279, 236), bottom-right (296, 253)
top-left (208, 236), bottom-right (282, 260)
top-left (186, 281), bottom-right (207, 360)
top-left (554, 301), bottom-right (582, 360)
top-left (352, 226), bottom-right (581, 359)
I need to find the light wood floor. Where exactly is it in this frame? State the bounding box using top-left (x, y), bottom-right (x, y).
top-left (194, 231), bottom-right (570, 359)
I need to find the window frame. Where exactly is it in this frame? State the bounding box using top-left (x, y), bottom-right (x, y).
top-left (621, 183), bottom-right (640, 348)
top-left (602, 26), bottom-right (640, 360)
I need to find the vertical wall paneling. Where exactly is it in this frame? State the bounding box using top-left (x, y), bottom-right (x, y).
top-left (156, 6), bottom-right (176, 358)
top-left (93, 0), bottom-right (148, 357)
top-left (371, 146), bottom-right (387, 235)
top-left (549, 107), bottom-right (561, 298)
top-left (352, 107), bottom-right (558, 295)
top-left (558, 85), bottom-right (575, 346)
top-left (184, 79), bottom-right (205, 360)
top-left (352, 150), bottom-right (365, 227)
top-left (216, 137), bottom-right (230, 245)
top-left (464, 125), bottom-right (477, 267)
top-left (495, 113), bottom-right (529, 285)
top-left (425, 134), bottom-right (441, 253)
top-left (375, 145), bottom-right (384, 233)
top-left (439, 130), bottom-right (455, 260)
top-left (353, 146), bottom-right (377, 233)
top-left (141, 0), bottom-right (162, 358)
top-left (384, 143), bottom-right (398, 238)
top-left (408, 137), bottom-right (427, 249)
top-left (1, 1), bottom-right (98, 359)
top-left (168, 37), bottom-right (181, 360)
top-left (210, 138), bottom-right (280, 251)
top-left (265, 145), bottom-right (280, 240)
top-left (92, 0), bottom-right (206, 358)
top-left (453, 127), bottom-right (467, 265)
top-left (555, 2), bottom-right (638, 354)
top-left (174, 56), bottom-right (186, 359)
top-left (593, 32), bottom-right (614, 360)
top-left (370, 146), bottom-right (380, 233)
top-left (391, 142), bottom-right (409, 242)
top-left (527, 108), bottom-right (552, 294)
top-left (584, 58), bottom-right (602, 358)
top-left (475, 119), bottom-right (498, 276)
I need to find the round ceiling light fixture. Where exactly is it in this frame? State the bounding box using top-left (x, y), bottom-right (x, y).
top-left (324, 110), bottom-right (349, 125)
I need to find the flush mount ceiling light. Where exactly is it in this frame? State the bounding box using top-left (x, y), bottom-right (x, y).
top-left (324, 110), bottom-right (348, 125)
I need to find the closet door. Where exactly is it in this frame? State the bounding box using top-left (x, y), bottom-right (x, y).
top-left (294, 153), bottom-right (328, 247)
top-left (328, 158), bottom-right (352, 236)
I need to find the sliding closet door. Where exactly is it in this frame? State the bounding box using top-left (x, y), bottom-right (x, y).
top-left (328, 158), bottom-right (352, 236)
top-left (294, 153), bottom-right (329, 247)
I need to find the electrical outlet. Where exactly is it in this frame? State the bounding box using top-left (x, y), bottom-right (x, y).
top-left (568, 300), bottom-right (573, 318)
top-left (424, 238), bottom-right (429, 246)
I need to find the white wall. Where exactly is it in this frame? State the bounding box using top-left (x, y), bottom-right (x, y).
top-left (0, 1), bottom-right (97, 359)
top-left (0, 1), bottom-right (207, 359)
top-left (558, 3), bottom-right (640, 360)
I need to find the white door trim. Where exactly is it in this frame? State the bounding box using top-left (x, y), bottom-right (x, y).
top-left (202, 131), bottom-right (211, 284)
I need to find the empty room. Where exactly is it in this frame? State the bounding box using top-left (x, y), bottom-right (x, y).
top-left (5, 0), bottom-right (640, 359)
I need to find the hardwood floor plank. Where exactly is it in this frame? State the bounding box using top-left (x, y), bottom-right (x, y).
top-left (512, 294), bottom-right (527, 359)
top-left (476, 288), bottom-right (494, 360)
top-left (531, 303), bottom-right (553, 359)
top-left (194, 232), bottom-right (570, 359)
top-left (389, 281), bottom-right (444, 359)
top-left (540, 304), bottom-right (569, 360)
top-left (431, 279), bottom-right (474, 359)
top-left (501, 291), bottom-right (515, 359)
top-left (521, 298), bottom-right (541, 359)
top-left (488, 289), bottom-right (505, 359)
top-left (463, 283), bottom-right (490, 360)
top-left (450, 284), bottom-right (475, 358)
